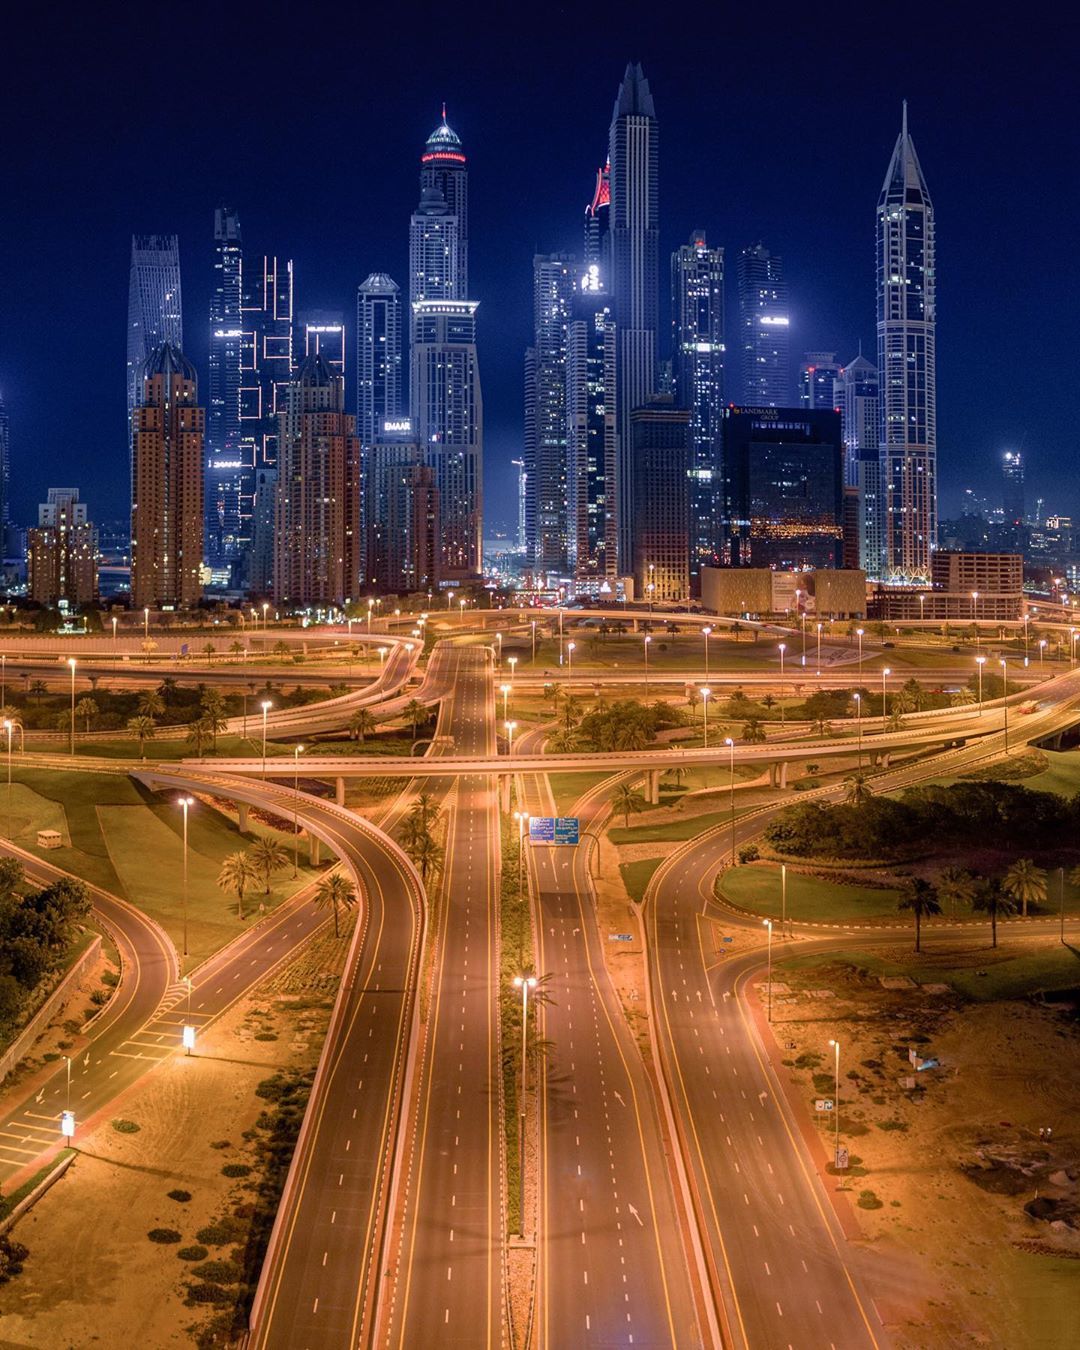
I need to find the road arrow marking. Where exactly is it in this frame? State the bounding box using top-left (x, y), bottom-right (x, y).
top-left (627, 1202), bottom-right (644, 1226)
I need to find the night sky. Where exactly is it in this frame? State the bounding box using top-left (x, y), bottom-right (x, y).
top-left (2, 4), bottom-right (1076, 533)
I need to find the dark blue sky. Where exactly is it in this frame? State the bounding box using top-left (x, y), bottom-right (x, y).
top-left (2, 3), bottom-right (1076, 533)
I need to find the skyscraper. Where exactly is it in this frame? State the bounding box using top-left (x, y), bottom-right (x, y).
top-left (877, 103), bottom-right (936, 581)
top-left (207, 207), bottom-right (244, 570)
top-left (738, 243), bottom-right (789, 406)
top-left (631, 399), bottom-right (690, 604)
top-left (274, 353), bottom-right (361, 609)
top-left (356, 274), bottom-right (403, 447)
top-left (524, 253), bottom-right (575, 574)
top-left (298, 311), bottom-right (346, 378)
top-left (835, 355), bottom-right (884, 576)
top-left (27, 489), bottom-right (98, 606)
top-left (420, 106), bottom-right (468, 298)
top-left (365, 420), bottom-right (440, 595)
top-left (584, 161), bottom-right (611, 279)
top-left (609, 62), bottom-right (659, 573)
top-left (131, 344), bottom-right (204, 609)
top-left (1002, 450), bottom-right (1026, 550)
top-left (0, 390), bottom-right (9, 533)
top-left (566, 270), bottom-right (617, 585)
top-left (511, 457), bottom-right (527, 552)
top-left (410, 300), bottom-right (483, 578)
top-left (798, 352), bottom-right (841, 409)
top-left (126, 236), bottom-right (183, 464)
top-left (672, 230), bottom-right (725, 585)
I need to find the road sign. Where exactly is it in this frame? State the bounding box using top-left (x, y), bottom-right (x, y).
top-left (815, 1099), bottom-right (834, 1112)
top-left (835, 1146), bottom-right (849, 1171)
top-left (529, 816), bottom-right (579, 845)
top-left (60, 1110), bottom-right (75, 1138)
top-left (608, 933), bottom-right (633, 943)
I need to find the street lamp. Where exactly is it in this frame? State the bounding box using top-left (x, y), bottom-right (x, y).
top-left (763, 919), bottom-right (773, 1021)
top-left (881, 667), bottom-right (890, 721)
top-left (856, 627), bottom-right (864, 682)
top-left (700, 687), bottom-right (710, 748)
top-left (643, 634), bottom-right (651, 697)
top-left (975, 656), bottom-right (986, 714)
top-left (292, 745), bottom-right (304, 876)
top-left (1039, 638), bottom-right (1047, 669)
top-left (781, 862), bottom-right (788, 938)
top-left (725, 737), bottom-right (736, 865)
top-left (262, 602), bottom-right (269, 632)
top-left (500, 683), bottom-right (511, 722)
top-left (496, 631), bottom-right (503, 666)
top-left (778, 643), bottom-right (786, 726)
top-left (260, 700), bottom-right (273, 777)
top-left (111, 616), bottom-right (118, 652)
top-left (3, 718), bottom-right (13, 837)
top-left (508, 655), bottom-right (518, 684)
top-left (182, 977), bottom-right (195, 1056)
top-left (367, 598), bottom-right (374, 633)
top-left (566, 640), bottom-right (575, 692)
top-left (828, 1037), bottom-right (842, 1169)
top-left (816, 621), bottom-right (823, 676)
top-left (918, 593), bottom-right (925, 624)
top-left (702, 626), bottom-right (712, 678)
top-left (512, 973), bottom-right (538, 1238)
top-left (999, 659), bottom-right (1009, 753)
top-left (971, 590), bottom-right (979, 627)
top-left (853, 692), bottom-right (862, 767)
top-left (67, 658), bottom-right (76, 756)
top-left (513, 810), bottom-right (530, 898)
top-left (1071, 629), bottom-right (1078, 667)
top-left (506, 720), bottom-right (517, 757)
top-left (178, 796), bottom-right (193, 965)
top-left (143, 607), bottom-right (150, 639)
top-left (530, 619), bottom-right (537, 664)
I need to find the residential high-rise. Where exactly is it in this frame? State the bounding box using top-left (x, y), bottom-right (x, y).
top-left (249, 466), bottom-right (277, 597)
top-left (410, 187), bottom-right (460, 308)
top-left (737, 243), bottom-right (789, 406)
top-left (798, 352), bottom-right (841, 409)
top-left (273, 353), bottom-right (361, 609)
top-left (835, 354), bottom-right (884, 577)
top-left (584, 161), bottom-right (611, 280)
top-left (511, 458), bottom-right (527, 552)
top-left (877, 103), bottom-right (936, 581)
top-left (131, 344), bottom-right (204, 609)
top-left (365, 419), bottom-right (440, 595)
top-left (566, 270), bottom-right (617, 586)
top-left (420, 106), bottom-right (468, 298)
top-left (672, 230), bottom-right (725, 586)
top-left (207, 207), bottom-right (244, 571)
top-left (298, 311), bottom-right (346, 378)
top-left (0, 390), bottom-right (9, 533)
top-left (524, 252), bottom-right (575, 573)
top-left (721, 407), bottom-right (844, 570)
top-left (1002, 451), bottom-right (1025, 525)
top-left (410, 300), bottom-right (482, 578)
top-left (630, 399), bottom-right (690, 603)
top-left (609, 62), bottom-right (659, 573)
top-left (126, 236), bottom-right (183, 465)
top-left (356, 274), bottom-right (403, 447)
top-left (27, 489), bottom-right (98, 606)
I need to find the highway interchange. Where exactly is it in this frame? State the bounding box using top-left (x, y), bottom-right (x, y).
top-left (1, 611), bottom-right (1078, 1348)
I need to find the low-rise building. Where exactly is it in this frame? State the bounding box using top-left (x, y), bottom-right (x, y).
top-left (27, 488), bottom-right (98, 606)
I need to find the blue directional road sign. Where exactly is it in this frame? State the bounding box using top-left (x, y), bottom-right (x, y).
top-left (554, 817), bottom-right (580, 845)
top-left (529, 816), bottom-right (580, 846)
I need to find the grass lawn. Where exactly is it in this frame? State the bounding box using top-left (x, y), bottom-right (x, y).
top-left (1021, 748), bottom-right (1080, 797)
top-left (73, 733), bottom-right (295, 761)
top-left (719, 863), bottom-right (901, 922)
top-left (6, 767), bottom-right (317, 964)
top-left (547, 770), bottom-right (616, 815)
top-left (1000, 1249), bottom-right (1080, 1350)
top-left (775, 942), bottom-right (1080, 1001)
top-left (619, 857), bottom-right (664, 904)
top-left (609, 809), bottom-right (729, 845)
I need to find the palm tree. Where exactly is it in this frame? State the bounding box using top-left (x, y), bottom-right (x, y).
top-left (217, 851), bottom-right (258, 919)
top-left (273, 640), bottom-right (291, 659)
top-left (406, 832), bottom-right (444, 883)
top-left (1002, 858), bottom-right (1047, 918)
top-left (812, 717), bottom-right (834, 737)
top-left (611, 782), bottom-right (645, 829)
top-left (972, 877), bottom-right (1017, 948)
top-left (138, 689), bottom-right (165, 720)
top-left (202, 642), bottom-right (216, 664)
top-left (127, 714), bottom-right (156, 759)
top-left (349, 708), bottom-right (378, 743)
top-left (898, 876), bottom-right (942, 952)
top-left (842, 774), bottom-right (874, 805)
top-left (950, 686), bottom-right (976, 707)
top-left (230, 639), bottom-right (246, 662)
top-left (158, 677), bottom-right (179, 706)
top-left (249, 836), bottom-right (289, 894)
top-left (314, 872), bottom-right (358, 937)
top-left (742, 718), bottom-right (766, 744)
top-left (886, 708), bottom-right (905, 732)
top-left (200, 689), bottom-right (228, 749)
top-left (403, 699), bottom-right (428, 738)
top-left (28, 679), bottom-right (47, 702)
top-left (548, 728), bottom-right (582, 753)
top-left (937, 865), bottom-right (976, 917)
top-left (75, 696), bottom-right (99, 732)
top-left (185, 716), bottom-right (214, 757)
top-left (410, 789), bottom-right (440, 829)
top-left (614, 720), bottom-right (650, 751)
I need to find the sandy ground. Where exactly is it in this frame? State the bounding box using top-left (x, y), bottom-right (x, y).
top-left (766, 943), bottom-right (1080, 1349)
top-left (0, 919), bottom-right (352, 1349)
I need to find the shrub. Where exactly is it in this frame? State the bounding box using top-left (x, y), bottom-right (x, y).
top-left (167, 1189), bottom-right (192, 1203)
top-left (101, 970), bottom-right (119, 987)
top-left (185, 1281), bottom-right (233, 1305)
top-left (738, 845), bottom-right (759, 864)
top-left (112, 1119), bottom-right (140, 1134)
top-left (209, 1139), bottom-right (231, 1150)
top-left (196, 1216), bottom-right (246, 1246)
top-left (177, 1245), bottom-right (208, 1262)
top-left (89, 988), bottom-right (110, 1006)
top-left (191, 1259), bottom-right (242, 1284)
top-left (857, 1190), bottom-right (884, 1210)
top-left (221, 1164), bottom-right (252, 1178)
top-left (255, 1076), bottom-right (286, 1102)
top-left (148, 1228), bottom-right (182, 1243)
top-left (254, 1032), bottom-right (278, 1042)
top-left (0, 1236), bottom-right (29, 1284)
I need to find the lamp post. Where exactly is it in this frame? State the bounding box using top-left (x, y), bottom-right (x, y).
top-left (513, 810), bottom-right (529, 897)
top-left (178, 796), bottom-right (193, 965)
top-left (778, 643), bottom-right (786, 726)
top-left (500, 683), bottom-right (511, 723)
top-left (643, 634), bottom-right (651, 698)
top-left (530, 619), bottom-right (537, 663)
top-left (512, 973), bottom-right (538, 1238)
top-left (816, 621), bottom-right (823, 676)
top-left (853, 692), bottom-right (862, 767)
top-left (1071, 629), bottom-right (1078, 667)
top-left (1000, 659), bottom-right (1009, 753)
top-left (971, 590), bottom-right (979, 629)
top-left (881, 667), bottom-right (890, 721)
top-left (1039, 638), bottom-right (1047, 669)
top-left (260, 700), bottom-right (272, 777)
top-left (702, 626), bottom-right (712, 678)
top-left (506, 720), bottom-right (517, 758)
top-left (763, 919), bottom-right (773, 1021)
top-left (3, 719), bottom-right (12, 837)
top-left (262, 602), bottom-right (269, 633)
top-left (67, 658), bottom-right (76, 756)
top-left (0, 653), bottom-right (4, 712)
top-left (367, 598), bottom-right (374, 633)
top-left (725, 737), bottom-right (736, 865)
top-left (292, 745), bottom-right (304, 876)
top-left (111, 615), bottom-right (118, 654)
top-left (918, 593), bottom-right (925, 624)
top-left (976, 656), bottom-right (986, 714)
top-left (143, 607), bottom-right (149, 639)
top-left (566, 641), bottom-right (575, 693)
top-left (781, 862), bottom-right (788, 938)
top-left (508, 655), bottom-right (518, 684)
top-left (828, 1037), bottom-right (842, 1169)
top-left (1023, 612), bottom-right (1029, 659)
top-left (496, 631), bottom-right (503, 666)
top-left (856, 627), bottom-right (864, 682)
top-left (700, 687), bottom-right (710, 748)
top-left (182, 977), bottom-right (195, 1056)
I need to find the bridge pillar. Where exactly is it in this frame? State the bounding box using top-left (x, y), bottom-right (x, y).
top-left (335, 777), bottom-right (345, 806)
top-left (237, 802), bottom-right (250, 832)
top-left (309, 834), bottom-right (321, 866)
top-left (777, 762), bottom-right (787, 789)
top-left (768, 762), bottom-right (788, 789)
top-left (646, 770), bottom-right (661, 804)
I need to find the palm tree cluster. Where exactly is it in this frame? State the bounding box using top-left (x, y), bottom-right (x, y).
top-left (216, 835), bottom-right (291, 919)
top-left (901, 858), bottom-right (1055, 951)
top-left (400, 790), bottom-right (445, 884)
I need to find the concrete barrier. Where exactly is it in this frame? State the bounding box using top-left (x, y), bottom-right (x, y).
top-left (0, 936), bottom-right (101, 1084)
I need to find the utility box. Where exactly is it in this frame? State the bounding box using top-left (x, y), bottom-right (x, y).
top-left (37, 830), bottom-right (63, 850)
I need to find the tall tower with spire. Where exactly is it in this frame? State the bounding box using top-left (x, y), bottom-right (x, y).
top-left (420, 106), bottom-right (468, 298)
top-left (608, 61), bottom-right (659, 574)
top-left (877, 102), bottom-right (936, 581)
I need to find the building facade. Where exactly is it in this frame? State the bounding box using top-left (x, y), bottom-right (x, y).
top-left (127, 236), bottom-right (183, 469)
top-left (609, 62), bottom-right (659, 573)
top-left (131, 344), bottom-right (204, 609)
top-left (798, 352), bottom-right (841, 409)
top-left (566, 272), bottom-right (617, 586)
top-left (273, 353), bottom-right (360, 609)
top-left (524, 253), bottom-right (575, 573)
top-left (420, 107), bottom-right (468, 298)
top-left (365, 420), bottom-right (439, 595)
top-left (877, 103), bottom-right (937, 581)
top-left (298, 311), bottom-right (346, 378)
top-left (672, 230), bottom-right (725, 587)
top-left (630, 400), bottom-right (690, 603)
top-left (206, 208), bottom-right (244, 571)
top-left (27, 488), bottom-right (98, 606)
top-left (356, 274), bottom-right (403, 447)
top-left (584, 161), bottom-right (611, 279)
top-left (0, 391), bottom-right (8, 535)
top-left (833, 355), bottom-right (884, 577)
top-left (737, 243), bottom-right (789, 406)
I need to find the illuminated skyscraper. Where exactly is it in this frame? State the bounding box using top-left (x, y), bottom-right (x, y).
top-left (420, 106), bottom-right (468, 297)
top-left (0, 390), bottom-right (9, 531)
top-left (798, 352), bottom-right (841, 409)
top-left (566, 271), bottom-right (617, 585)
top-left (834, 354), bottom-right (884, 576)
top-left (609, 61), bottom-right (659, 573)
top-left (524, 252), bottom-right (575, 573)
top-left (27, 489), bottom-right (98, 606)
top-left (126, 235), bottom-right (183, 464)
top-left (1001, 450), bottom-right (1025, 549)
top-left (207, 207), bottom-right (244, 569)
top-left (672, 230), bottom-right (725, 585)
top-left (877, 102), bottom-right (936, 581)
top-left (584, 161), bottom-right (611, 280)
top-left (631, 400), bottom-right (690, 603)
top-left (298, 311), bottom-right (346, 378)
top-left (737, 243), bottom-right (789, 405)
top-left (131, 344), bottom-right (204, 609)
top-left (356, 274), bottom-right (403, 447)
